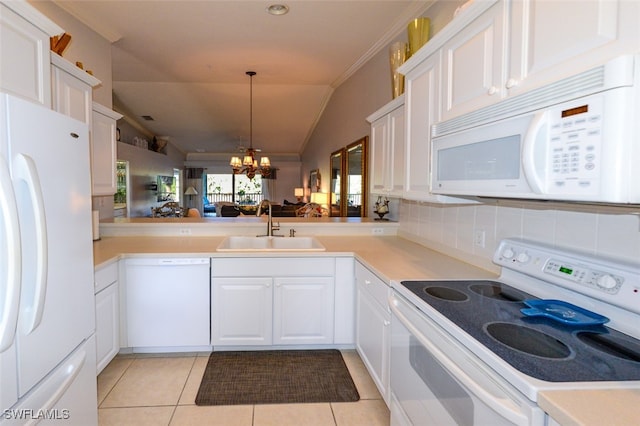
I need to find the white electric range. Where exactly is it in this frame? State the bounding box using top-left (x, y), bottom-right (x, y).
top-left (389, 238), bottom-right (640, 425)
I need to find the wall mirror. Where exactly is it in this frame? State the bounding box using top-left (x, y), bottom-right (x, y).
top-left (330, 148), bottom-right (345, 216)
top-left (330, 136), bottom-right (367, 217)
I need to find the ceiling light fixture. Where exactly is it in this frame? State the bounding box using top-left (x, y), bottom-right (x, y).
top-left (266, 4), bottom-right (289, 16)
top-left (230, 71), bottom-right (271, 180)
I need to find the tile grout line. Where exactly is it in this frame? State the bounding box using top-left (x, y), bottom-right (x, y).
top-left (167, 355), bottom-right (198, 425)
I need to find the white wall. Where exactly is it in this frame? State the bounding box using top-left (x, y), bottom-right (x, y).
top-left (301, 0), bottom-right (464, 196)
top-left (117, 142), bottom-right (186, 217)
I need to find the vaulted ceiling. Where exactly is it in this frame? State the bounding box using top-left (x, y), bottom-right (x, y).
top-left (54, 1), bottom-right (432, 156)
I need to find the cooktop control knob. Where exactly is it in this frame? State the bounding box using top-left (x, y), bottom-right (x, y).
top-left (596, 274), bottom-right (618, 290)
top-left (516, 252), bottom-right (530, 263)
top-left (502, 248), bottom-right (515, 259)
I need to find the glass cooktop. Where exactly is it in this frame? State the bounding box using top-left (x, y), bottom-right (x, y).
top-left (399, 280), bottom-right (640, 382)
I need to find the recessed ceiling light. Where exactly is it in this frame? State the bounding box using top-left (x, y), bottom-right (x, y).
top-left (266, 4), bottom-right (289, 16)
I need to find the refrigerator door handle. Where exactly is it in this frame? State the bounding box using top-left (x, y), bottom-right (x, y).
top-left (14, 153), bottom-right (48, 335)
top-left (0, 157), bottom-right (22, 352)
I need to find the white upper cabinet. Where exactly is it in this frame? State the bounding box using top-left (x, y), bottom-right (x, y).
top-left (440, 0), bottom-right (505, 122)
top-left (507, 0), bottom-right (638, 99)
top-left (91, 103), bottom-right (122, 196)
top-left (403, 52), bottom-right (440, 200)
top-left (367, 95), bottom-right (405, 197)
top-left (440, 0), bottom-right (639, 122)
top-left (0, 1), bottom-right (62, 107)
top-left (51, 53), bottom-right (100, 125)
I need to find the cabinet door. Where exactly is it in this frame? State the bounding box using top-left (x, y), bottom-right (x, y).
top-left (95, 282), bottom-right (119, 374)
top-left (91, 105), bottom-right (121, 196)
top-left (387, 105), bottom-right (405, 196)
top-left (508, 0), bottom-right (629, 98)
top-left (212, 277), bottom-right (273, 346)
top-left (441, 0), bottom-right (505, 122)
top-left (0, 4), bottom-right (52, 107)
top-left (369, 115), bottom-right (388, 194)
top-left (356, 284), bottom-right (390, 404)
top-left (273, 277), bottom-right (334, 345)
top-left (404, 53), bottom-right (440, 200)
top-left (52, 65), bottom-right (92, 124)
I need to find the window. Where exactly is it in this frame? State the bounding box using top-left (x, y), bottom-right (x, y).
top-left (205, 174), bottom-right (263, 205)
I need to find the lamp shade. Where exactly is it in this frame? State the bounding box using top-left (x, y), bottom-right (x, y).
top-left (294, 187), bottom-right (304, 197)
top-left (184, 186), bottom-right (198, 195)
top-left (310, 192), bottom-right (328, 205)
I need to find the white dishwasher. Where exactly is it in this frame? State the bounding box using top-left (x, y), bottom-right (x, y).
top-left (124, 257), bottom-right (210, 350)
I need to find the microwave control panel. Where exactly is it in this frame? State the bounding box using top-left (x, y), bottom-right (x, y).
top-left (547, 95), bottom-right (603, 194)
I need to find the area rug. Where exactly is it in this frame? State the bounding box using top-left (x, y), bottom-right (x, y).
top-left (195, 349), bottom-right (360, 405)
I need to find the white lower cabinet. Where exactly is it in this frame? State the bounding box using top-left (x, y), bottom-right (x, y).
top-left (94, 262), bottom-right (119, 375)
top-left (212, 277), bottom-right (273, 346)
top-left (273, 276), bottom-right (334, 345)
top-left (211, 257), bottom-right (335, 347)
top-left (355, 261), bottom-right (390, 406)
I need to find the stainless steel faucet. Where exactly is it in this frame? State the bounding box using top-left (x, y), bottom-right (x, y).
top-left (256, 200), bottom-right (281, 237)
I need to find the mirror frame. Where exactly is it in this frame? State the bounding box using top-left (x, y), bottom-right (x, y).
top-left (345, 136), bottom-right (368, 218)
top-left (329, 148), bottom-right (346, 216)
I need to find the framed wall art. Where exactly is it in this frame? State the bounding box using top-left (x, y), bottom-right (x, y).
top-left (309, 169), bottom-right (321, 193)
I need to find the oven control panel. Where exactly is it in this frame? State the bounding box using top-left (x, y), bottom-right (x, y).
top-left (493, 238), bottom-right (640, 316)
top-left (544, 259), bottom-right (623, 294)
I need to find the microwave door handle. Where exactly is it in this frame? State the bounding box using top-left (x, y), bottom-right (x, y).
top-left (522, 111), bottom-right (548, 194)
top-left (0, 158), bottom-right (22, 352)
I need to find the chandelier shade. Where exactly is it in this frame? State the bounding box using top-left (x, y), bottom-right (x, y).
top-left (230, 71), bottom-right (271, 179)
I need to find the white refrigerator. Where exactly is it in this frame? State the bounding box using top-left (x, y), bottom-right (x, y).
top-left (0, 93), bottom-right (97, 425)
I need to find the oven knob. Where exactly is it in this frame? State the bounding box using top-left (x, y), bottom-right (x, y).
top-left (502, 248), bottom-right (515, 259)
top-left (516, 252), bottom-right (530, 263)
top-left (596, 274), bottom-right (617, 290)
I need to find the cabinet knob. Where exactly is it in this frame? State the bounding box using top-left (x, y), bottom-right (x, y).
top-left (487, 86), bottom-right (498, 96)
top-left (365, 280), bottom-right (372, 285)
top-left (505, 78), bottom-right (519, 89)
top-left (383, 320), bottom-right (391, 326)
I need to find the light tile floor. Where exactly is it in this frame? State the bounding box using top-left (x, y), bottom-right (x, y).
top-left (97, 350), bottom-right (390, 426)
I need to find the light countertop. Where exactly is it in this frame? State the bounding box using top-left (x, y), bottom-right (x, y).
top-left (93, 234), bottom-right (640, 425)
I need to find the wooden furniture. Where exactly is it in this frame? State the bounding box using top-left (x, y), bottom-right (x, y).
top-left (151, 202), bottom-right (184, 217)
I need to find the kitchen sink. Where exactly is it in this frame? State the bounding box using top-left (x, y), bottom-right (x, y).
top-left (217, 236), bottom-right (326, 252)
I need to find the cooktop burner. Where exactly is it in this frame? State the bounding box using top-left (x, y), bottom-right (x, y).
top-left (400, 280), bottom-right (640, 382)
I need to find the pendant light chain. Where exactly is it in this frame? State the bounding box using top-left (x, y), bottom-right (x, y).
top-left (229, 71), bottom-right (271, 178)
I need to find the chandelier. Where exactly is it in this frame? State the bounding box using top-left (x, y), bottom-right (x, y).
top-left (230, 71), bottom-right (271, 179)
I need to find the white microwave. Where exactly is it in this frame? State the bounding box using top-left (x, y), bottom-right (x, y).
top-left (431, 55), bottom-right (640, 204)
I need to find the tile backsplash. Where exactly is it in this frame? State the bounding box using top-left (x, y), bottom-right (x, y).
top-left (398, 199), bottom-right (640, 271)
